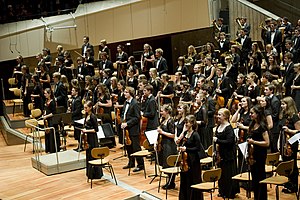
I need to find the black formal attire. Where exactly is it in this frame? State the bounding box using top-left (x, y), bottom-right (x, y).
top-left (175, 118), bottom-right (185, 137)
top-left (236, 35), bottom-right (252, 68)
top-left (44, 99), bottom-right (60, 153)
top-left (195, 105), bottom-right (209, 149)
top-left (40, 72), bottom-right (51, 90)
top-left (21, 73), bottom-right (31, 117)
top-left (155, 57), bottom-right (168, 77)
top-left (292, 74), bottom-right (300, 111)
top-left (71, 95), bottom-right (82, 142)
top-left (284, 62), bottom-right (295, 97)
top-left (249, 125), bottom-right (268, 200)
top-left (76, 64), bottom-right (89, 81)
top-left (179, 131), bottom-right (204, 200)
top-left (43, 55), bottom-right (52, 71)
top-left (81, 43), bottom-right (94, 56)
top-left (116, 91), bottom-right (126, 144)
top-left (54, 81), bottom-right (68, 110)
top-left (96, 94), bottom-right (112, 124)
top-left (149, 78), bottom-right (161, 97)
top-left (64, 58), bottom-right (74, 82)
top-left (143, 94), bottom-right (159, 131)
top-left (268, 94), bottom-right (280, 153)
top-left (190, 73), bottom-right (203, 89)
top-left (84, 113), bottom-right (103, 179)
top-left (122, 98), bottom-right (144, 168)
top-left (213, 75), bottom-right (232, 106)
top-left (218, 39), bottom-right (230, 54)
top-left (161, 83), bottom-right (174, 105)
top-left (127, 77), bottom-right (138, 91)
top-left (85, 56), bottom-right (95, 77)
top-left (175, 65), bottom-right (189, 77)
top-left (14, 63), bottom-right (23, 88)
top-left (207, 95), bottom-right (216, 147)
top-left (279, 115), bottom-right (299, 192)
top-left (215, 125), bottom-right (240, 198)
top-left (141, 51), bottom-right (154, 77)
top-left (99, 59), bottom-right (114, 72)
top-left (32, 83), bottom-right (43, 111)
top-left (116, 52), bottom-right (128, 79)
top-left (292, 35), bottom-right (300, 63)
top-left (232, 53), bottom-right (240, 69)
top-left (266, 30), bottom-right (282, 54)
top-left (247, 85), bottom-right (260, 105)
top-left (101, 77), bottom-right (111, 90)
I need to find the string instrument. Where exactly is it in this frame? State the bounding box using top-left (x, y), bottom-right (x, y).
top-left (95, 102), bottom-right (104, 115)
top-left (190, 102), bottom-right (200, 115)
top-left (115, 107), bottom-right (121, 125)
top-left (238, 118), bottom-right (245, 143)
top-left (179, 137), bottom-right (189, 172)
top-left (247, 131), bottom-right (256, 166)
top-left (280, 118), bottom-right (292, 157)
top-left (213, 130), bottom-right (221, 166)
top-left (123, 120), bottom-right (132, 146)
top-left (139, 116), bottom-right (148, 146)
top-left (157, 133), bottom-right (163, 152)
top-left (82, 115), bottom-right (89, 150)
top-left (44, 119), bottom-right (50, 134)
top-left (213, 79), bottom-right (225, 109)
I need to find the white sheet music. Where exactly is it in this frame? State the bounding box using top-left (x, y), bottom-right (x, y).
top-left (97, 126), bottom-right (105, 139)
top-left (238, 142), bottom-right (248, 159)
top-left (145, 130), bottom-right (159, 145)
top-left (288, 132), bottom-right (300, 144)
top-left (74, 118), bottom-right (101, 125)
top-left (234, 128), bottom-right (239, 139)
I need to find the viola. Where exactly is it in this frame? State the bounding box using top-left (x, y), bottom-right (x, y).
top-left (44, 119), bottom-right (50, 134)
top-left (247, 131), bottom-right (256, 165)
top-left (139, 116), bottom-right (148, 145)
top-left (115, 108), bottom-right (121, 125)
top-left (283, 118), bottom-right (293, 157)
top-left (157, 134), bottom-right (163, 152)
top-left (180, 137), bottom-right (189, 172)
top-left (82, 132), bottom-right (89, 150)
top-left (123, 120), bottom-right (132, 146)
top-left (238, 118), bottom-right (245, 143)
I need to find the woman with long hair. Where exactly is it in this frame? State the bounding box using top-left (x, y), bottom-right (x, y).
top-left (247, 105), bottom-right (270, 200)
top-left (31, 74), bottom-right (43, 111)
top-left (278, 97), bottom-right (300, 193)
top-left (174, 103), bottom-right (189, 140)
top-left (158, 73), bottom-right (174, 105)
top-left (95, 83), bottom-right (112, 125)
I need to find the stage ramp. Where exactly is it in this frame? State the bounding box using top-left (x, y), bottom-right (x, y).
top-left (31, 150), bottom-right (86, 176)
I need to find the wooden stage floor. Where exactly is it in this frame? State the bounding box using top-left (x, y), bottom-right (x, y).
top-left (0, 114), bottom-right (299, 199)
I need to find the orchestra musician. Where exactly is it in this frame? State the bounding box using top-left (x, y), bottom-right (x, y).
top-left (53, 72), bottom-right (68, 111)
top-left (184, 45), bottom-right (199, 66)
top-left (56, 45), bottom-right (64, 60)
top-left (84, 48), bottom-right (95, 77)
top-left (149, 68), bottom-right (161, 97)
top-left (213, 108), bottom-right (239, 199)
top-left (175, 56), bottom-right (189, 79)
top-left (30, 74), bottom-right (43, 111)
top-left (42, 48), bottom-right (52, 71)
top-left (126, 69), bottom-right (138, 91)
top-left (114, 80), bottom-right (126, 144)
top-left (141, 44), bottom-right (155, 78)
top-left (69, 87), bottom-right (82, 151)
top-left (283, 52), bottom-right (296, 97)
top-left (142, 84), bottom-right (159, 131)
top-left (156, 104), bottom-right (177, 189)
top-left (246, 72), bottom-right (260, 104)
top-left (157, 74), bottom-right (174, 105)
top-left (177, 115), bottom-right (204, 200)
top-left (121, 87), bottom-right (144, 172)
top-left (76, 57), bottom-right (89, 81)
top-left (81, 36), bottom-right (94, 57)
top-left (94, 83), bottom-right (112, 124)
top-left (115, 45), bottom-right (128, 79)
top-left (63, 51), bottom-right (74, 82)
top-left (43, 88), bottom-right (60, 153)
top-left (213, 65), bottom-right (232, 107)
top-left (82, 101), bottom-right (103, 179)
top-left (175, 103), bottom-right (189, 139)
top-left (20, 65), bottom-right (31, 117)
top-left (217, 32), bottom-right (230, 54)
top-left (236, 28), bottom-right (252, 70)
top-left (14, 55), bottom-right (24, 88)
top-left (247, 105), bottom-right (270, 200)
top-left (154, 48), bottom-right (168, 77)
top-left (99, 52), bottom-right (114, 73)
top-left (190, 64), bottom-right (203, 89)
top-left (265, 54), bottom-right (281, 81)
top-left (39, 65), bottom-right (51, 91)
top-left (259, 96), bottom-right (274, 130)
top-left (127, 56), bottom-right (139, 78)
top-left (201, 84), bottom-right (215, 141)
top-left (203, 57), bottom-right (215, 82)
top-left (101, 68), bottom-right (112, 89)
top-left (279, 97), bottom-right (300, 194)
top-left (266, 22), bottom-right (282, 55)
top-left (99, 39), bottom-right (110, 59)
top-left (292, 63), bottom-right (300, 111)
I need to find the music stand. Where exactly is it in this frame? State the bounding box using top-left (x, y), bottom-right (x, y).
top-left (113, 127), bottom-right (127, 160)
top-left (144, 130), bottom-right (160, 184)
top-left (60, 113), bottom-right (73, 150)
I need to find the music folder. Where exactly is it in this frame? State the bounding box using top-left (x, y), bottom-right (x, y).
top-left (145, 130), bottom-right (159, 145)
top-left (288, 132), bottom-right (300, 145)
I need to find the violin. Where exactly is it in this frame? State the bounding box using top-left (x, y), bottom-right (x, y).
top-left (115, 108), bottom-right (121, 125)
top-left (282, 118), bottom-right (293, 157)
top-left (179, 137), bottom-right (189, 172)
top-left (44, 119), bottom-right (50, 134)
top-left (123, 120), bottom-right (132, 146)
top-left (139, 116), bottom-right (148, 145)
top-left (82, 131), bottom-right (89, 150)
top-left (238, 118), bottom-right (245, 143)
top-left (157, 134), bottom-right (162, 152)
top-left (247, 131), bottom-right (256, 165)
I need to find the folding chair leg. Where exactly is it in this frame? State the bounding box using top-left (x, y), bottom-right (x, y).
top-left (275, 185), bottom-right (279, 200)
top-left (24, 136), bottom-right (28, 152)
top-left (13, 102), bottom-right (15, 116)
top-left (110, 166), bottom-right (118, 185)
top-left (158, 173), bottom-right (162, 193)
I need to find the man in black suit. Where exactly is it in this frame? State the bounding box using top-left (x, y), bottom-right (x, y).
top-left (154, 48), bottom-right (168, 76)
top-left (190, 64), bottom-right (203, 89)
top-left (240, 17), bottom-right (251, 35)
top-left (292, 28), bottom-right (300, 63)
top-left (53, 72), bottom-right (68, 110)
top-left (99, 52), bottom-right (114, 72)
top-left (266, 22), bottom-right (282, 54)
top-left (121, 86), bottom-right (144, 172)
top-left (76, 57), bottom-right (89, 81)
top-left (285, 40), bottom-right (298, 63)
top-left (236, 28), bottom-right (252, 69)
top-left (264, 84), bottom-right (280, 153)
top-left (213, 65), bottom-right (233, 107)
top-left (283, 52), bottom-right (295, 97)
top-left (69, 87), bottom-right (82, 151)
top-left (217, 32), bottom-right (230, 54)
top-left (101, 68), bottom-right (111, 89)
top-left (142, 85), bottom-right (159, 131)
top-left (81, 36), bottom-right (94, 56)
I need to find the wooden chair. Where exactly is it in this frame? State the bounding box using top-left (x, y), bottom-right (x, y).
top-left (200, 145), bottom-right (213, 167)
top-left (88, 147), bottom-right (117, 188)
top-left (129, 140), bottom-right (152, 178)
top-left (260, 160), bottom-right (295, 200)
top-left (12, 88), bottom-right (23, 116)
top-left (30, 109), bottom-right (42, 119)
top-left (265, 152), bottom-right (279, 174)
top-left (158, 154), bottom-right (181, 199)
top-left (190, 168), bottom-right (222, 200)
top-left (24, 119), bottom-right (45, 152)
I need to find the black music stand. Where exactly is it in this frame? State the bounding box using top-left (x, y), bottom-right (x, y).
top-left (99, 123), bottom-right (116, 148)
top-left (60, 113), bottom-right (73, 150)
top-left (113, 127), bottom-right (127, 160)
top-left (144, 130), bottom-right (159, 184)
top-left (51, 114), bottom-right (63, 153)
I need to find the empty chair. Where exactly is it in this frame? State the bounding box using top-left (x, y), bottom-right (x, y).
top-left (24, 119), bottom-right (45, 152)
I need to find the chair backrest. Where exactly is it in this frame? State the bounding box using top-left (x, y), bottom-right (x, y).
top-left (266, 152), bottom-right (280, 166)
top-left (276, 160), bottom-right (294, 177)
top-left (31, 109), bottom-right (42, 118)
top-left (202, 168), bottom-right (222, 183)
top-left (166, 154), bottom-right (181, 167)
top-left (25, 119), bottom-right (38, 128)
top-left (91, 147), bottom-right (110, 159)
top-left (206, 145), bottom-right (213, 157)
top-left (13, 88), bottom-right (21, 97)
top-left (8, 78), bottom-right (16, 85)
top-left (143, 139), bottom-right (152, 150)
top-left (28, 103), bottom-right (34, 111)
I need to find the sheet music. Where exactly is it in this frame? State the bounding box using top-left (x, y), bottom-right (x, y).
top-left (234, 128), bottom-right (239, 139)
top-left (238, 142), bottom-right (248, 159)
top-left (97, 126), bottom-right (105, 139)
top-left (74, 118), bottom-right (101, 125)
top-left (145, 130), bottom-right (159, 145)
top-left (288, 132), bottom-right (300, 144)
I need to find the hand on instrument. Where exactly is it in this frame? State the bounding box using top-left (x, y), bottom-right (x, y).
top-left (178, 146), bottom-right (186, 152)
top-left (213, 136), bottom-right (218, 142)
top-left (121, 122), bottom-right (127, 129)
top-left (157, 127), bottom-right (163, 134)
top-left (247, 138), bottom-right (254, 144)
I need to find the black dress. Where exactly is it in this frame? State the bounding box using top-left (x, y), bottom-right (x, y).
top-left (279, 114), bottom-right (299, 192)
top-left (158, 118), bottom-right (177, 168)
top-left (179, 131), bottom-right (204, 200)
top-left (44, 99), bottom-right (60, 153)
top-left (40, 72), bottom-right (51, 90)
top-left (175, 118), bottom-right (185, 137)
top-left (195, 105), bottom-right (209, 149)
top-left (85, 113), bottom-right (103, 179)
top-left (292, 74), bottom-right (300, 111)
top-left (215, 125), bottom-right (240, 198)
top-left (249, 125), bottom-right (268, 200)
top-left (32, 84), bottom-right (43, 111)
top-left (161, 83), bottom-right (174, 105)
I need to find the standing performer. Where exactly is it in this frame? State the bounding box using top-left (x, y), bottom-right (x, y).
top-left (157, 104), bottom-right (177, 189)
top-left (158, 74), bottom-right (174, 105)
top-left (213, 108), bottom-right (239, 199)
top-left (279, 97), bottom-right (300, 194)
top-left (82, 101), bottom-right (103, 179)
top-left (178, 115), bottom-right (204, 200)
top-left (21, 65), bottom-right (31, 117)
top-left (142, 85), bottom-right (159, 131)
top-left (121, 87), bottom-right (144, 172)
top-left (31, 74), bottom-right (43, 111)
top-left (247, 105), bottom-right (270, 200)
top-left (141, 44), bottom-right (155, 79)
